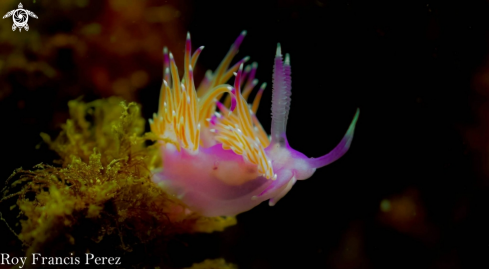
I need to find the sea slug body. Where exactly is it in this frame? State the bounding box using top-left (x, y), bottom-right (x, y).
top-left (150, 32), bottom-right (359, 217)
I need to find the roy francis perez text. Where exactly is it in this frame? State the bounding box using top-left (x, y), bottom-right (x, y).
top-left (1, 253), bottom-right (122, 267)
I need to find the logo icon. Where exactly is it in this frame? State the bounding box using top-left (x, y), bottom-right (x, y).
top-left (3, 3), bottom-right (38, 32)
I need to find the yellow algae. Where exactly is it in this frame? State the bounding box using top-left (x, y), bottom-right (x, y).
top-left (80, 23), bottom-right (102, 36)
top-left (185, 259), bottom-right (238, 269)
top-left (1, 97), bottom-right (236, 261)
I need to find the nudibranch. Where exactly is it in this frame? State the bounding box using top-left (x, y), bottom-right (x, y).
top-left (150, 31), bottom-right (359, 217)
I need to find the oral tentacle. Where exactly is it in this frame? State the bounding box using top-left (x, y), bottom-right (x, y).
top-left (252, 170), bottom-right (293, 201)
top-left (307, 108), bottom-right (360, 168)
top-left (269, 176), bottom-right (297, 206)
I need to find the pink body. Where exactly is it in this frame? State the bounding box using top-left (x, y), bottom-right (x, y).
top-left (150, 32), bottom-right (359, 217)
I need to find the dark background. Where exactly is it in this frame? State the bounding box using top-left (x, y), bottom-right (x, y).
top-left (1, 0), bottom-right (489, 268)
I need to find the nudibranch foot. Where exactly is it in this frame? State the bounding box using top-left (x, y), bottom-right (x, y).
top-left (150, 33), bottom-right (359, 217)
top-left (153, 144), bottom-right (268, 217)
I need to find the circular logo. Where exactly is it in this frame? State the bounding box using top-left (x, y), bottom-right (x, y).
top-left (13, 9), bottom-right (27, 27)
top-left (3, 3), bottom-right (38, 32)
